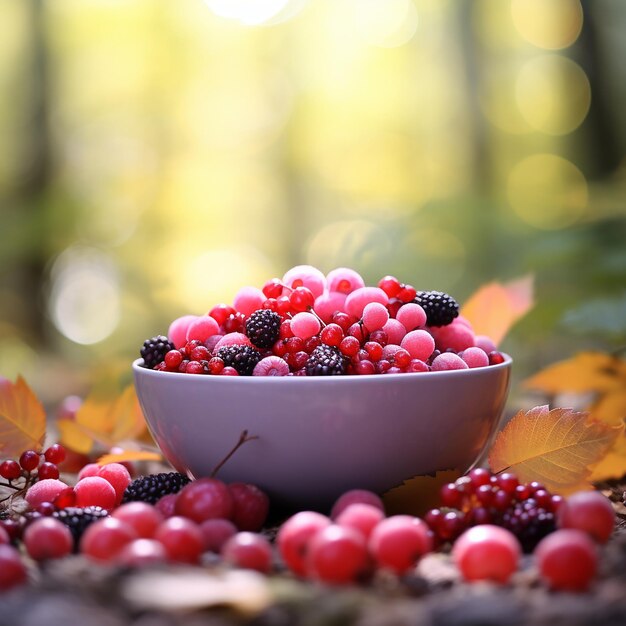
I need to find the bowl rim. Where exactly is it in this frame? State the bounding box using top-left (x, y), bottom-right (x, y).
top-left (132, 352), bottom-right (512, 383)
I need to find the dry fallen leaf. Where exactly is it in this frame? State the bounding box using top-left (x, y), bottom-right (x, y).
top-left (489, 405), bottom-right (622, 494)
top-left (383, 470), bottom-right (462, 516)
top-left (58, 384), bottom-right (146, 455)
top-left (0, 376), bottom-right (46, 457)
top-left (96, 449), bottom-right (162, 465)
top-left (461, 275), bottom-right (534, 346)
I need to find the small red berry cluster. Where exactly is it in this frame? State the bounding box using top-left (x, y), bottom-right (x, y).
top-left (0, 444), bottom-right (66, 496)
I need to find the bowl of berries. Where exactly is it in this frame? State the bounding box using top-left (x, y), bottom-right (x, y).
top-left (133, 265), bottom-right (512, 509)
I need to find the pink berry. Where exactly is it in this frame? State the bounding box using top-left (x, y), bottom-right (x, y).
top-left (200, 518), bottom-right (238, 553)
top-left (368, 515), bottom-right (432, 575)
top-left (74, 476), bottom-right (117, 509)
top-left (535, 529), bottom-right (597, 591)
top-left (24, 518), bottom-right (73, 561)
top-left (330, 489), bottom-right (385, 519)
top-left (80, 517), bottom-right (138, 561)
top-left (233, 286), bottom-right (266, 317)
top-left (168, 315), bottom-right (197, 349)
top-left (290, 312), bottom-right (321, 340)
top-left (431, 353), bottom-right (469, 371)
top-left (25, 479), bottom-right (70, 508)
top-left (307, 525), bottom-right (370, 584)
top-left (112, 502), bottom-right (164, 538)
top-left (400, 330), bottom-right (435, 361)
top-left (228, 483), bottom-right (269, 532)
top-left (432, 322), bottom-right (475, 353)
top-left (186, 315), bottom-right (220, 342)
top-left (557, 491), bottom-right (615, 544)
top-left (0, 526), bottom-right (9, 545)
top-left (381, 319), bottom-right (407, 345)
top-left (252, 356), bottom-right (290, 376)
top-left (77, 463), bottom-right (101, 481)
top-left (283, 265), bottom-right (327, 299)
top-left (461, 347), bottom-right (489, 368)
top-left (362, 302), bottom-right (389, 333)
top-left (154, 516), bottom-right (204, 564)
top-left (474, 335), bottom-right (497, 353)
top-left (452, 525), bottom-right (521, 584)
top-left (277, 511), bottom-right (332, 577)
top-left (117, 538), bottom-right (168, 567)
top-left (0, 545), bottom-right (27, 591)
top-left (222, 532), bottom-right (273, 574)
top-left (97, 463), bottom-right (132, 505)
top-left (155, 494), bottom-right (178, 518)
top-left (314, 292), bottom-right (348, 323)
top-left (345, 287), bottom-right (389, 319)
top-left (213, 332), bottom-right (253, 350)
top-left (175, 478), bottom-right (234, 523)
top-left (326, 267), bottom-right (365, 295)
top-left (336, 503), bottom-right (385, 540)
top-left (396, 303), bottom-right (427, 331)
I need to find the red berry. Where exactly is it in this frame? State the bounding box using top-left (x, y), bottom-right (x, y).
top-left (222, 532), bottom-right (273, 574)
top-left (208, 357), bottom-right (225, 374)
top-left (190, 345), bottom-right (210, 361)
top-left (44, 444), bottom-right (66, 465)
top-left (154, 516), bottom-right (204, 564)
top-left (80, 517), bottom-right (138, 561)
top-left (262, 278), bottom-right (284, 299)
top-left (289, 286), bottom-right (315, 312)
top-left (535, 529), bottom-right (597, 591)
top-left (74, 476), bottom-right (117, 509)
top-left (331, 312), bottom-right (353, 331)
top-left (0, 545), bottom-right (27, 591)
top-left (320, 324), bottom-right (344, 347)
top-left (38, 462), bottom-right (60, 480)
top-left (488, 351), bottom-right (505, 365)
top-left (355, 360), bottom-right (376, 375)
top-left (209, 304), bottom-right (236, 326)
top-left (307, 525), bottom-right (370, 584)
top-left (24, 517), bottom-right (73, 561)
top-left (54, 486), bottom-right (77, 508)
top-left (228, 483), bottom-right (269, 532)
top-left (378, 276), bottom-right (402, 298)
top-left (0, 525), bottom-right (9, 545)
top-left (19, 450), bottom-right (40, 472)
top-left (557, 490), bottom-right (615, 544)
top-left (339, 336), bottom-right (360, 357)
top-left (117, 538), bottom-right (168, 567)
top-left (112, 502), bottom-right (164, 538)
top-left (185, 361), bottom-right (204, 375)
top-left (368, 515), bottom-right (432, 575)
top-left (0, 460), bottom-right (21, 480)
top-left (277, 511), bottom-right (331, 577)
top-left (330, 489), bottom-right (384, 519)
top-left (336, 503), bottom-right (384, 540)
top-left (440, 483), bottom-right (464, 508)
top-left (453, 525), bottom-right (521, 584)
top-left (468, 467), bottom-right (492, 487)
top-left (164, 350), bottom-right (183, 369)
top-left (396, 285), bottom-right (416, 303)
top-left (175, 478), bottom-right (234, 523)
top-left (199, 518), bottom-right (237, 553)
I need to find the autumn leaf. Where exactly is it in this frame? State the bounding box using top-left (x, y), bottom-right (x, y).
top-left (0, 376), bottom-right (46, 457)
top-left (589, 429), bottom-right (626, 482)
top-left (58, 383), bottom-right (147, 455)
top-left (461, 275), bottom-right (534, 346)
top-left (489, 405), bottom-right (622, 494)
top-left (383, 470), bottom-right (462, 516)
top-left (524, 352), bottom-right (626, 396)
top-left (96, 449), bottom-right (162, 465)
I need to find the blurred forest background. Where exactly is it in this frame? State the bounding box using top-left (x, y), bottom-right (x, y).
top-left (0, 0), bottom-right (625, 404)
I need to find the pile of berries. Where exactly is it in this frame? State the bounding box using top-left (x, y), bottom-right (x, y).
top-left (139, 265), bottom-right (506, 376)
top-left (1, 444), bottom-right (67, 491)
top-left (423, 468), bottom-right (564, 552)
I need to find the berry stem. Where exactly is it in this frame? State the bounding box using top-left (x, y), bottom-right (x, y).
top-left (0, 481), bottom-right (22, 491)
top-left (210, 430), bottom-right (258, 478)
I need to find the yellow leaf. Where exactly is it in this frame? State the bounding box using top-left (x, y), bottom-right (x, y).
top-left (591, 389), bottom-right (626, 426)
top-left (382, 470), bottom-right (462, 516)
top-left (96, 450), bottom-right (162, 465)
top-left (461, 275), bottom-right (534, 346)
top-left (590, 431), bottom-right (626, 482)
top-left (489, 405), bottom-right (622, 494)
top-left (58, 383), bottom-right (147, 454)
top-left (524, 352), bottom-right (626, 395)
top-left (0, 376), bottom-right (46, 457)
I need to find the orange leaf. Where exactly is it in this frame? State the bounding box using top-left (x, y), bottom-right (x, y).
top-left (524, 352), bottom-right (626, 395)
top-left (96, 450), bottom-right (162, 465)
top-left (461, 275), bottom-right (533, 346)
top-left (489, 405), bottom-right (622, 494)
top-left (0, 376), bottom-right (46, 457)
top-left (382, 470), bottom-right (462, 517)
top-left (59, 383), bottom-right (146, 455)
top-left (590, 430), bottom-right (626, 482)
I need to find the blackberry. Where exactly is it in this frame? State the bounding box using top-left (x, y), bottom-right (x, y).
top-left (121, 471), bottom-right (191, 505)
top-left (245, 309), bottom-right (281, 349)
top-left (305, 345), bottom-right (346, 376)
top-left (215, 345), bottom-right (262, 376)
top-left (140, 335), bottom-right (175, 369)
top-left (414, 291), bottom-right (459, 326)
top-left (53, 506), bottom-right (109, 544)
top-left (498, 500), bottom-right (556, 553)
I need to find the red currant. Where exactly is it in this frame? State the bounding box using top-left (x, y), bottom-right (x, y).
top-left (19, 450), bottom-right (40, 472)
top-left (44, 444), bottom-right (66, 465)
top-left (0, 460), bottom-right (21, 480)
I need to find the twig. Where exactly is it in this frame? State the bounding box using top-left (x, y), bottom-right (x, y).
top-left (210, 430), bottom-right (258, 478)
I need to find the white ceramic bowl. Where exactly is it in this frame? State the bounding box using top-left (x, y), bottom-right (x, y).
top-left (133, 356), bottom-right (512, 509)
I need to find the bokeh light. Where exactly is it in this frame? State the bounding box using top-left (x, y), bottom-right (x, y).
top-left (204, 0), bottom-right (291, 26)
top-left (507, 154), bottom-right (588, 229)
top-left (353, 0), bottom-right (418, 49)
top-left (511, 0), bottom-right (583, 50)
top-left (515, 55), bottom-right (591, 135)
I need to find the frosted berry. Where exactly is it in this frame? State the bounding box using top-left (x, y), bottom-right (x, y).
top-left (80, 517), bottom-right (138, 561)
top-left (25, 479), bottom-right (70, 508)
top-left (97, 463), bottom-right (132, 505)
top-left (24, 517), bottom-right (73, 561)
top-left (112, 502), bottom-right (163, 538)
top-left (0, 545), bottom-right (27, 591)
top-left (117, 538), bottom-right (168, 567)
top-left (277, 511), bottom-right (331, 577)
top-left (140, 335), bottom-right (175, 369)
top-left (74, 477), bottom-right (117, 510)
top-left (245, 309), bottom-right (282, 349)
top-left (336, 503), bottom-right (385, 540)
top-left (215, 344), bottom-right (261, 376)
top-left (331, 489), bottom-right (385, 519)
top-left (154, 516), bottom-right (204, 564)
top-left (222, 532), bottom-right (273, 573)
top-left (305, 345), bottom-right (346, 376)
top-left (175, 478), bottom-right (234, 523)
top-left (413, 291), bottom-right (459, 326)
